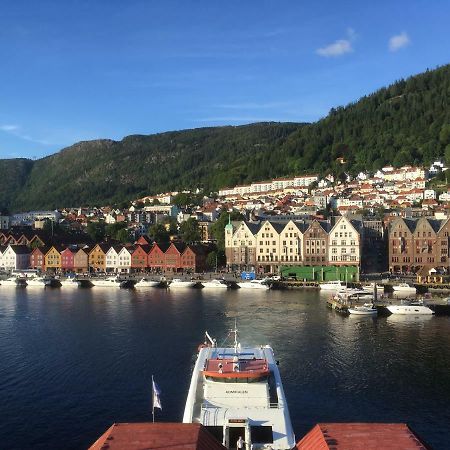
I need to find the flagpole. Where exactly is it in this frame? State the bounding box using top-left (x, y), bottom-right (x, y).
top-left (152, 374), bottom-right (155, 423)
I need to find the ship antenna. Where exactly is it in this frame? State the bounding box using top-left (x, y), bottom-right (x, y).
top-left (233, 318), bottom-right (238, 354)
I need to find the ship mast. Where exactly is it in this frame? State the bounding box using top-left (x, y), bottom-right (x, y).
top-left (233, 319), bottom-right (238, 354)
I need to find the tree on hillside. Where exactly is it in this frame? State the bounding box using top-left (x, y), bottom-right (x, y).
top-left (179, 218), bottom-right (201, 243)
top-left (148, 223), bottom-right (170, 243)
top-left (86, 221), bottom-right (105, 242)
top-left (105, 222), bottom-right (128, 240)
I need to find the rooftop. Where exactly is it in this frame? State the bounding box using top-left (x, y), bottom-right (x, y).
top-left (296, 423), bottom-right (429, 450)
top-left (89, 422), bottom-right (227, 450)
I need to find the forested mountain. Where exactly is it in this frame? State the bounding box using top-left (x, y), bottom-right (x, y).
top-left (1, 64), bottom-right (449, 212)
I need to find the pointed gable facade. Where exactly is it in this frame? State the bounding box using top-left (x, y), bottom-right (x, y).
top-left (328, 216), bottom-right (362, 266)
top-left (225, 221), bottom-right (258, 269)
top-left (303, 220), bottom-right (330, 266)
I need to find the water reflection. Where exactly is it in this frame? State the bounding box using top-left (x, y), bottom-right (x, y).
top-left (0, 288), bottom-right (449, 449)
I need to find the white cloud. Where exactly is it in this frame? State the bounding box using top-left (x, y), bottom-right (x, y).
top-left (0, 123), bottom-right (53, 146)
top-left (0, 124), bottom-right (19, 132)
top-left (389, 32), bottom-right (410, 52)
top-left (316, 29), bottom-right (356, 58)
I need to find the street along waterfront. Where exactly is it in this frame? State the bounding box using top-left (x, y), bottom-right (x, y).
top-left (0, 288), bottom-right (449, 448)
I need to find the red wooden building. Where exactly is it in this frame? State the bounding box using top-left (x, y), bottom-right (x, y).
top-left (131, 244), bottom-right (151, 271)
top-left (30, 246), bottom-right (49, 271)
top-left (148, 243), bottom-right (170, 269)
top-left (61, 247), bottom-right (77, 272)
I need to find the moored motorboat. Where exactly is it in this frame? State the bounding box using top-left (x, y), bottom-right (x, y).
top-left (348, 304), bottom-right (378, 315)
top-left (392, 283), bottom-right (416, 294)
top-left (134, 278), bottom-right (160, 288)
top-left (1, 276), bottom-right (28, 287)
top-left (90, 276), bottom-right (124, 288)
top-left (59, 277), bottom-right (80, 288)
top-left (201, 279), bottom-right (229, 289)
top-left (362, 283), bottom-right (385, 292)
top-left (25, 276), bottom-right (52, 287)
top-left (169, 278), bottom-right (197, 288)
top-left (237, 279), bottom-right (270, 290)
top-left (387, 301), bottom-right (434, 315)
top-left (319, 280), bottom-right (346, 290)
top-left (183, 326), bottom-right (296, 449)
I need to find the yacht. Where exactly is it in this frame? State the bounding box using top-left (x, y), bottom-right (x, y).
top-left (1, 276), bottom-right (21, 287)
top-left (59, 277), bottom-right (80, 288)
top-left (169, 278), bottom-right (197, 288)
top-left (392, 283), bottom-right (416, 294)
top-left (183, 326), bottom-right (296, 450)
top-left (348, 304), bottom-right (378, 315)
top-left (237, 279), bottom-right (270, 290)
top-left (134, 278), bottom-right (160, 288)
top-left (90, 276), bottom-right (124, 288)
top-left (319, 280), bottom-right (346, 290)
top-left (25, 276), bottom-right (51, 287)
top-left (201, 279), bottom-right (229, 289)
top-left (387, 300), bottom-right (434, 315)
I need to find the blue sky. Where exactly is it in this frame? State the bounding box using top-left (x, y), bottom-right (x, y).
top-left (0, 0), bottom-right (449, 159)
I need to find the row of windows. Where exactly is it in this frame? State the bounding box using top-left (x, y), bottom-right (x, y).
top-left (334, 232), bottom-right (353, 238)
top-left (257, 255), bottom-right (300, 262)
top-left (331, 248), bottom-right (357, 254)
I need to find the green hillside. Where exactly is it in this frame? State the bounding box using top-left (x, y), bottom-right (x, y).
top-left (1, 64), bottom-right (449, 211)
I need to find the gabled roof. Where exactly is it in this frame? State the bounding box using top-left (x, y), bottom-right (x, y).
top-left (403, 218), bottom-right (417, 233)
top-left (245, 222), bottom-right (262, 235)
top-left (133, 244), bottom-right (152, 254)
top-left (296, 423), bottom-right (429, 449)
top-left (89, 422), bottom-right (227, 450)
top-left (31, 245), bottom-right (50, 255)
top-left (427, 219), bottom-right (442, 233)
top-left (171, 242), bottom-right (187, 253)
top-left (317, 220), bottom-right (332, 233)
top-left (8, 244), bottom-right (30, 254)
top-left (152, 242), bottom-right (171, 252)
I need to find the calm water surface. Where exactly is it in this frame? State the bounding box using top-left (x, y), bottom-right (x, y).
top-left (1, 287), bottom-right (450, 449)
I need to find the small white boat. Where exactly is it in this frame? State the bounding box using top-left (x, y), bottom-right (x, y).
top-left (169, 278), bottom-right (197, 288)
top-left (1, 277), bottom-right (21, 286)
top-left (348, 304), bottom-right (378, 315)
top-left (392, 283), bottom-right (416, 293)
top-left (201, 279), bottom-right (229, 289)
top-left (320, 280), bottom-right (346, 290)
top-left (134, 278), bottom-right (160, 288)
top-left (90, 276), bottom-right (124, 288)
top-left (237, 279), bottom-right (270, 290)
top-left (59, 278), bottom-right (80, 288)
top-left (362, 283), bottom-right (385, 292)
top-left (26, 276), bottom-right (51, 287)
top-left (387, 301), bottom-right (434, 315)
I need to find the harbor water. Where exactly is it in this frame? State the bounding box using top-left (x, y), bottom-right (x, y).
top-left (1, 287), bottom-right (450, 449)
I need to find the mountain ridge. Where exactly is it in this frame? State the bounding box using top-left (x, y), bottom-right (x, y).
top-left (1, 64), bottom-right (449, 212)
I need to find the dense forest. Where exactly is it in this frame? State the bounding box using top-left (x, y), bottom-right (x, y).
top-left (0, 64), bottom-right (449, 212)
